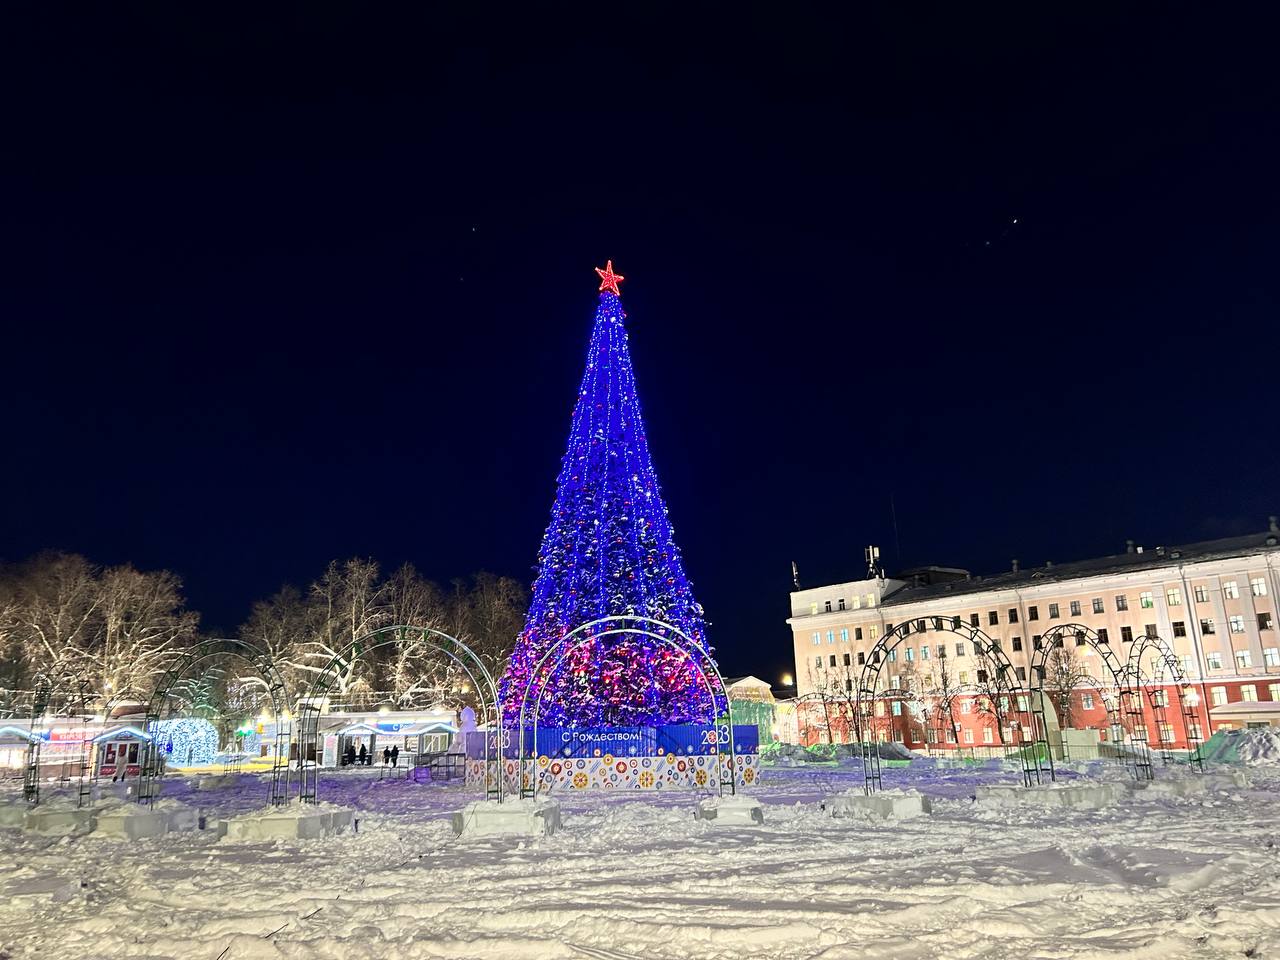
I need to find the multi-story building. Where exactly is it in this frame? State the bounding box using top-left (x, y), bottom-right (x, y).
top-left (786, 521), bottom-right (1280, 751)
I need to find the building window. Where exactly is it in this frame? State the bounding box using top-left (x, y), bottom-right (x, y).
top-left (1270, 683), bottom-right (1280, 700)
top-left (1015, 666), bottom-right (1026, 681)
top-left (1008, 608), bottom-right (1019, 623)
top-left (1092, 598), bottom-right (1105, 614)
top-left (1097, 628), bottom-right (1109, 644)
top-left (1172, 620), bottom-right (1186, 638)
top-left (982, 728), bottom-right (993, 744)
top-left (865, 593), bottom-right (876, 607)
top-left (1188, 722), bottom-right (1204, 740)
top-left (936, 644), bottom-right (946, 659)
top-left (1116, 595), bottom-right (1129, 611)
top-left (1194, 585), bottom-right (1209, 603)
top-left (1241, 684), bottom-right (1258, 702)
top-left (838, 597), bottom-right (846, 610)
top-left (840, 628), bottom-right (849, 642)
top-left (814, 656), bottom-right (823, 669)
top-left (1158, 722), bottom-right (1174, 743)
top-left (1265, 648), bottom-right (1280, 668)
top-left (905, 646), bottom-right (915, 661)
top-left (857, 652), bottom-right (865, 666)
top-left (1236, 650), bottom-right (1252, 669)
top-left (1012, 636), bottom-right (1023, 652)
top-left (968, 613), bottom-right (979, 627)
top-left (824, 600), bottom-right (832, 613)
top-left (1145, 623), bottom-right (1157, 639)
top-left (1121, 626), bottom-right (1134, 643)
top-left (1166, 588), bottom-right (1182, 606)
top-left (1082, 694), bottom-right (1095, 710)
top-left (960, 700), bottom-right (971, 714)
top-left (1070, 600), bottom-right (1081, 617)
top-left (959, 671), bottom-right (969, 684)
top-left (1206, 652), bottom-right (1223, 670)
top-left (1180, 656), bottom-right (1194, 676)
top-left (1224, 581), bottom-right (1240, 600)
top-left (1229, 615), bottom-right (1245, 634)
top-left (1151, 689), bottom-right (1168, 707)
top-left (829, 655), bottom-right (837, 667)
top-left (956, 643), bottom-right (966, 657)
top-left (989, 611), bottom-right (999, 626)
top-left (810, 602), bottom-right (818, 615)
top-left (1260, 613), bottom-right (1274, 631)
top-left (1028, 605), bottom-right (1039, 621)
top-left (1139, 591), bottom-right (1154, 609)
top-left (869, 625), bottom-right (878, 640)
top-left (842, 653), bottom-right (851, 666)
top-left (855, 627), bottom-right (863, 641)
top-left (811, 632), bottom-right (820, 646)
top-left (1251, 577), bottom-right (1268, 597)
top-left (888, 649), bottom-right (897, 662)
top-left (1048, 603), bottom-right (1060, 619)
top-left (920, 645), bottom-right (930, 660)
top-left (1200, 618), bottom-right (1216, 635)
top-left (891, 701), bottom-right (902, 716)
top-left (852, 596), bottom-right (861, 609)
top-left (827, 630), bottom-right (835, 644)
top-left (963, 729), bottom-right (974, 744)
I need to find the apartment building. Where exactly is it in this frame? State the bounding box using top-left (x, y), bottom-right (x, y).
top-left (787, 521), bottom-right (1280, 749)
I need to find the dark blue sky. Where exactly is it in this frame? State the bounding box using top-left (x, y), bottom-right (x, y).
top-left (3, 6), bottom-right (1278, 684)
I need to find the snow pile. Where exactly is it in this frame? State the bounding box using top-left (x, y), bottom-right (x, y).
top-left (1197, 728), bottom-right (1280, 765)
top-left (1234, 729), bottom-right (1280, 765)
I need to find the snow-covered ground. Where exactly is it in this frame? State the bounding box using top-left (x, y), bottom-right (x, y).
top-left (2, 746), bottom-right (1279, 959)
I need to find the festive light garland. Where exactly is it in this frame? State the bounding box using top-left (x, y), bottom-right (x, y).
top-left (500, 266), bottom-right (718, 727)
top-left (155, 717), bottom-right (219, 766)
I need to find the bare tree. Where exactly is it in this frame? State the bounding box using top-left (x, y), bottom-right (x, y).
top-left (1, 554), bottom-right (197, 706)
top-left (84, 564), bottom-right (198, 702)
top-left (1043, 640), bottom-right (1092, 729)
top-left (803, 662), bottom-right (839, 744)
top-left (289, 558), bottom-right (391, 700)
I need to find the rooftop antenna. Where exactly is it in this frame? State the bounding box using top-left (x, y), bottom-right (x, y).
top-left (791, 560), bottom-right (800, 591)
top-left (865, 544), bottom-right (882, 580)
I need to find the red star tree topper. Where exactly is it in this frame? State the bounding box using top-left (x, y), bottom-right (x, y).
top-left (594, 259), bottom-right (624, 295)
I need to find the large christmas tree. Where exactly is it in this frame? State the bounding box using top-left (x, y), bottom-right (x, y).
top-left (501, 262), bottom-right (716, 727)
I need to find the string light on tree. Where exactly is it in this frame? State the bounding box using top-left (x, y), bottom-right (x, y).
top-left (500, 262), bottom-right (717, 727)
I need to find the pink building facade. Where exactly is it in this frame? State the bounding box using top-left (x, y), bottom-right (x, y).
top-left (787, 523), bottom-right (1280, 752)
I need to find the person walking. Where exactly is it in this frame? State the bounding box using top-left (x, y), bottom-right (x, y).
top-left (357, 743), bottom-right (367, 766)
top-left (390, 745), bottom-right (399, 768)
top-left (382, 746), bottom-right (391, 766)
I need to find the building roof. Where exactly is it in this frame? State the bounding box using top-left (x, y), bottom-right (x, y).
top-left (880, 527), bottom-right (1280, 608)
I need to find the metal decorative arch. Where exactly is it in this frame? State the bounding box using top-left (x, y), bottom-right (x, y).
top-left (1025, 623), bottom-right (1133, 782)
top-left (293, 625), bottom-right (503, 805)
top-left (856, 615), bottom-right (1037, 792)
top-left (22, 668), bottom-right (94, 808)
top-left (514, 615), bottom-right (737, 799)
top-left (1126, 632), bottom-right (1205, 774)
top-left (138, 638), bottom-right (292, 806)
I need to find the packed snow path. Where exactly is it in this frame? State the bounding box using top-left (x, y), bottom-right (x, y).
top-left (1, 762), bottom-right (1277, 959)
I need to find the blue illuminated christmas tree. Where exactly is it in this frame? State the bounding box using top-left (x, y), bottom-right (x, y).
top-left (501, 262), bottom-right (716, 727)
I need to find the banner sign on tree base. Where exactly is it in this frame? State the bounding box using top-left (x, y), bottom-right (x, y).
top-left (464, 725), bottom-right (760, 792)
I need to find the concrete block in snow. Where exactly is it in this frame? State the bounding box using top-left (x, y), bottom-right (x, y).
top-left (828, 790), bottom-right (932, 820)
top-left (24, 806), bottom-right (94, 836)
top-left (92, 805), bottom-right (170, 840)
top-left (695, 794), bottom-right (765, 826)
top-left (452, 798), bottom-right (561, 837)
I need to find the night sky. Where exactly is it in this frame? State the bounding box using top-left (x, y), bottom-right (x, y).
top-left (4, 7), bottom-right (1278, 685)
